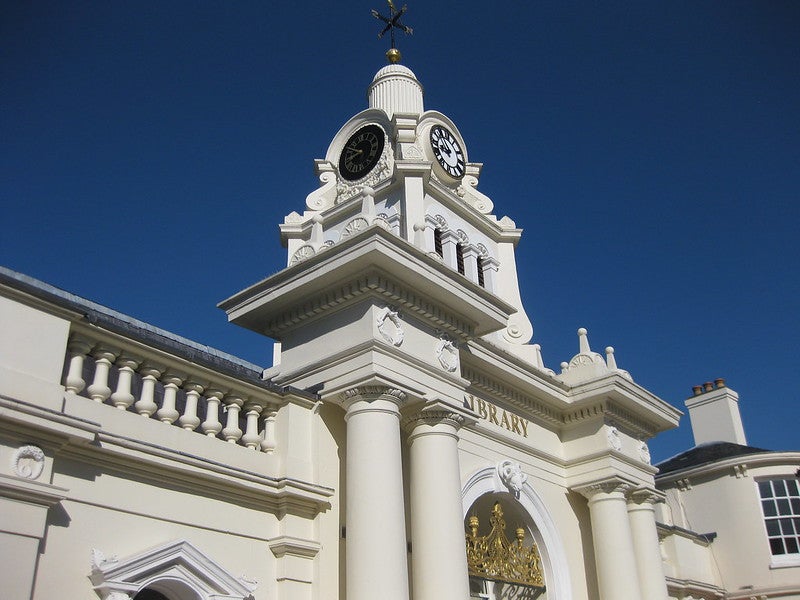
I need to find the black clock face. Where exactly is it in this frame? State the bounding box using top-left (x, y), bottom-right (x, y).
top-left (430, 125), bottom-right (465, 179)
top-left (338, 124), bottom-right (385, 181)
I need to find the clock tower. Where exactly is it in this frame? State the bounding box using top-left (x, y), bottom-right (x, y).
top-left (220, 46), bottom-right (678, 600)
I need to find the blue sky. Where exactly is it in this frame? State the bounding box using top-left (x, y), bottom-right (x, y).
top-left (2, 1), bottom-right (798, 462)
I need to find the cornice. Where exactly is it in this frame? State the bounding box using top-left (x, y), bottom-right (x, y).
top-left (0, 473), bottom-right (69, 507)
top-left (221, 227), bottom-right (514, 340)
top-left (463, 364), bottom-right (562, 427)
top-left (462, 340), bottom-right (677, 439)
top-left (58, 430), bottom-right (333, 518)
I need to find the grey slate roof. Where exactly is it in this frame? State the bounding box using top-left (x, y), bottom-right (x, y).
top-left (655, 441), bottom-right (771, 476)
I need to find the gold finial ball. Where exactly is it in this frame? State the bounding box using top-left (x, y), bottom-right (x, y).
top-left (386, 48), bottom-right (402, 63)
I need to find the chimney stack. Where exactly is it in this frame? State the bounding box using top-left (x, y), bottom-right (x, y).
top-left (684, 378), bottom-right (747, 446)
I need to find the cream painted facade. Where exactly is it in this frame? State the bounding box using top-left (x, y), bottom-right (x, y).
top-left (0, 61), bottom-right (796, 600)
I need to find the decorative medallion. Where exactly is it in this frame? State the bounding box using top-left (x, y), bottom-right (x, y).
top-left (606, 425), bottom-right (622, 452)
top-left (435, 334), bottom-right (459, 372)
top-left (639, 440), bottom-right (651, 464)
top-left (376, 306), bottom-right (404, 347)
top-left (12, 445), bottom-right (45, 480)
top-left (497, 460), bottom-right (527, 498)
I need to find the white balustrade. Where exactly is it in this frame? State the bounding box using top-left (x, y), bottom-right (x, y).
top-left (61, 332), bottom-right (282, 452)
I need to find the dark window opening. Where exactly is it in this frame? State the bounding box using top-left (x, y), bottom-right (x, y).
top-left (477, 256), bottom-right (485, 287)
top-left (456, 243), bottom-right (465, 275)
top-left (434, 228), bottom-right (443, 258)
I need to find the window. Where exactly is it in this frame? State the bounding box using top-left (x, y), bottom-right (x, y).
top-left (759, 478), bottom-right (800, 556)
top-left (476, 256), bottom-right (485, 288)
top-left (456, 243), bottom-right (465, 275)
top-left (434, 228), bottom-right (443, 258)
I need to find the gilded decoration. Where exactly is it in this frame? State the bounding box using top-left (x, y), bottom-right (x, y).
top-left (465, 502), bottom-right (545, 589)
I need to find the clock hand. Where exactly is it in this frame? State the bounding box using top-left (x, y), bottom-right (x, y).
top-left (346, 147), bottom-right (363, 157)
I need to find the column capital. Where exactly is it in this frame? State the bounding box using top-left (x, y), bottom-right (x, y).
top-left (340, 386), bottom-right (406, 410)
top-left (401, 400), bottom-right (476, 432)
top-left (627, 487), bottom-right (665, 506)
top-left (573, 477), bottom-right (636, 501)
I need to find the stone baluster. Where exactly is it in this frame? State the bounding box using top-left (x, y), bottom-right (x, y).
top-left (110, 355), bottom-right (140, 410)
top-left (86, 347), bottom-right (119, 404)
top-left (179, 381), bottom-right (204, 431)
top-left (241, 401), bottom-right (263, 450)
top-left (341, 386), bottom-right (409, 600)
top-left (157, 373), bottom-right (184, 424)
top-left (260, 405), bottom-right (278, 453)
top-left (134, 364), bottom-right (163, 417)
top-left (201, 387), bottom-right (224, 437)
top-left (221, 395), bottom-right (244, 443)
top-left (405, 403), bottom-right (471, 600)
top-left (64, 336), bottom-right (93, 394)
top-left (628, 490), bottom-right (669, 600)
top-left (575, 480), bottom-right (642, 600)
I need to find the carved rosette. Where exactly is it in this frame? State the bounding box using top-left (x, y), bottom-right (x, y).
top-left (376, 306), bottom-right (404, 347)
top-left (11, 445), bottom-right (45, 480)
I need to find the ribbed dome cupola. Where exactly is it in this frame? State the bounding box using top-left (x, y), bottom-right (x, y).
top-left (367, 64), bottom-right (424, 118)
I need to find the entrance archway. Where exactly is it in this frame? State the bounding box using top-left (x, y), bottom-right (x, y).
top-left (462, 465), bottom-right (572, 600)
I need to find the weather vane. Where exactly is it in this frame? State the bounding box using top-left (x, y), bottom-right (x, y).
top-left (371, 1), bottom-right (413, 64)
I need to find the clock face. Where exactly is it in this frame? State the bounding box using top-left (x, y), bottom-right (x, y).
top-left (430, 125), bottom-right (465, 179)
top-left (338, 124), bottom-right (385, 181)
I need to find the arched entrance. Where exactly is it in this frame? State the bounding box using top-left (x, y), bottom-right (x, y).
top-left (462, 465), bottom-right (572, 600)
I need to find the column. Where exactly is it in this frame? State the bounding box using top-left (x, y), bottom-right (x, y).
top-left (341, 386), bottom-right (409, 600)
top-left (577, 480), bottom-right (641, 600)
top-left (628, 490), bottom-right (669, 600)
top-left (405, 404), bottom-right (470, 600)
